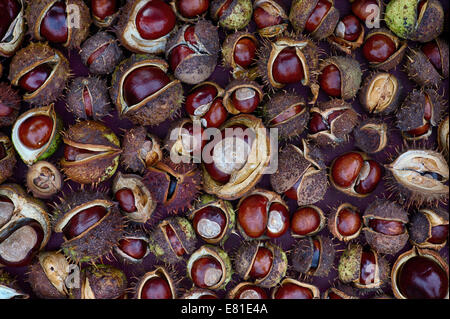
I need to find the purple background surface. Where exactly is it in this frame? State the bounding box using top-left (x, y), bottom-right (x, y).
top-left (0, 0), bottom-right (449, 299)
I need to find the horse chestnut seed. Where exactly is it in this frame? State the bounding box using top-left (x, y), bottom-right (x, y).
top-left (18, 64), bottom-right (53, 93)
top-left (141, 277), bottom-right (173, 299)
top-left (176, 0), bottom-right (209, 18)
top-left (62, 206), bottom-right (108, 239)
top-left (231, 88), bottom-right (260, 113)
top-left (115, 188), bottom-right (137, 213)
top-left (0, 0), bottom-right (20, 41)
top-left (305, 0), bottom-right (332, 33)
top-left (135, 0), bottom-right (176, 40)
top-left (238, 194), bottom-right (268, 238)
top-left (319, 64), bottom-right (341, 97)
top-left (40, 1), bottom-right (68, 44)
top-left (233, 37), bottom-right (257, 69)
top-left (272, 47), bottom-right (304, 84)
top-left (191, 256), bottom-right (223, 288)
top-left (331, 152), bottom-right (364, 188)
top-left (118, 238), bottom-right (147, 260)
top-left (249, 247), bottom-right (273, 279)
top-left (274, 283), bottom-right (314, 299)
top-left (253, 6), bottom-right (282, 30)
top-left (362, 34), bottom-right (396, 63)
top-left (18, 115), bottom-right (53, 150)
top-left (291, 207), bottom-right (322, 236)
top-left (352, 0), bottom-right (379, 21)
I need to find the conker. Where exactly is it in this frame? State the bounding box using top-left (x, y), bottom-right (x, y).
top-left (18, 115), bottom-right (53, 150)
top-left (272, 47), bottom-right (304, 84)
top-left (272, 279), bottom-right (319, 299)
top-left (291, 206), bottom-right (325, 237)
top-left (233, 37), bottom-right (257, 69)
top-left (136, 0), bottom-right (176, 40)
top-left (175, 0), bottom-right (209, 19)
top-left (328, 203), bottom-right (362, 241)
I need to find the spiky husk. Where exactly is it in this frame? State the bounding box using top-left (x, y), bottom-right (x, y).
top-left (8, 42), bottom-right (70, 106)
top-left (405, 47), bottom-right (445, 87)
top-left (363, 199), bottom-right (409, 255)
top-left (120, 126), bottom-right (162, 174)
top-left (263, 91), bottom-right (309, 139)
top-left (291, 235), bottom-right (335, 277)
top-left (385, 0), bottom-right (444, 42)
top-left (359, 72), bottom-right (402, 115)
top-left (148, 216), bottom-right (197, 265)
top-left (308, 99), bottom-right (359, 147)
top-left (353, 118), bottom-right (389, 154)
top-left (166, 20), bottom-right (219, 85)
top-left (257, 33), bottom-right (319, 100)
top-left (27, 255), bottom-right (67, 299)
top-left (66, 76), bottom-right (111, 120)
top-left (52, 190), bottom-right (125, 264)
top-left (409, 207), bottom-right (449, 249)
top-left (320, 56), bottom-right (362, 100)
top-left (0, 83), bottom-right (20, 127)
top-left (25, 0), bottom-right (91, 49)
top-left (70, 264), bottom-right (127, 299)
top-left (289, 0), bottom-right (339, 40)
top-left (0, 134), bottom-right (16, 184)
top-left (143, 156), bottom-right (202, 215)
top-left (210, 0), bottom-right (253, 30)
top-left (270, 142), bottom-right (327, 205)
top-left (60, 120), bottom-right (121, 185)
top-left (80, 32), bottom-right (124, 75)
top-left (233, 241), bottom-right (287, 288)
top-left (396, 89), bottom-right (447, 136)
top-left (110, 54), bottom-right (183, 126)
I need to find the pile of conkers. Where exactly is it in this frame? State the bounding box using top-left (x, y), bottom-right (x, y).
top-left (0, 0), bottom-right (448, 300)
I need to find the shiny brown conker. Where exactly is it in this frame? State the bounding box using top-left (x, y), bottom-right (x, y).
top-left (192, 206), bottom-right (226, 240)
top-left (272, 47), bottom-right (304, 84)
top-left (234, 285), bottom-right (268, 299)
top-left (184, 84), bottom-right (218, 116)
top-left (429, 225), bottom-right (449, 244)
top-left (118, 238), bottom-right (147, 260)
top-left (231, 88), bottom-right (260, 113)
top-left (176, 0), bottom-right (209, 18)
top-left (18, 115), bottom-right (53, 150)
top-left (62, 205), bottom-right (108, 239)
top-left (115, 188), bottom-right (137, 213)
top-left (274, 283), bottom-right (314, 299)
top-left (63, 145), bottom-right (96, 161)
top-left (91, 0), bottom-right (118, 20)
top-left (141, 277), bottom-right (173, 299)
top-left (351, 0), bottom-right (379, 22)
top-left (249, 247), bottom-right (273, 279)
top-left (354, 160), bottom-right (382, 194)
top-left (368, 219), bottom-right (404, 236)
top-left (253, 6), bottom-right (282, 29)
top-left (266, 202), bottom-right (289, 238)
top-left (397, 256), bottom-right (448, 299)
top-left (291, 207), bottom-right (321, 236)
top-left (337, 208), bottom-right (362, 237)
top-left (339, 15), bottom-right (362, 42)
top-left (164, 224), bottom-right (186, 256)
top-left (123, 66), bottom-right (170, 106)
top-left (135, 0), bottom-right (176, 40)
top-left (421, 41), bottom-right (443, 73)
top-left (362, 34), bottom-right (396, 63)
top-left (203, 98), bottom-right (227, 128)
top-left (319, 64), bottom-right (341, 97)
top-left (331, 152), bottom-right (364, 188)
top-left (18, 64), bottom-right (53, 93)
top-left (305, 0), bottom-right (332, 33)
top-left (169, 45), bottom-right (195, 72)
top-left (237, 194), bottom-right (268, 238)
top-left (40, 1), bottom-right (68, 44)
top-left (233, 37), bottom-right (257, 69)
top-left (191, 256), bottom-right (223, 288)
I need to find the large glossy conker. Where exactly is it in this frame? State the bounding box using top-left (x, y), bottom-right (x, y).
top-left (0, 0), bottom-right (20, 41)
top-left (176, 0), bottom-right (209, 18)
top-left (191, 256), bottom-right (223, 288)
top-left (18, 115), bottom-right (53, 150)
top-left (18, 65), bottom-right (53, 94)
top-left (272, 47), bottom-right (304, 84)
top-left (62, 205), bottom-right (107, 239)
top-left (233, 37), bottom-right (257, 69)
top-left (135, 0), bottom-right (176, 40)
top-left (362, 34), bottom-right (396, 63)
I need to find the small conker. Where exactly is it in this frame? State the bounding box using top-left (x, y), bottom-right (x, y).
top-left (290, 206), bottom-right (325, 237)
top-left (252, 0), bottom-right (288, 38)
top-left (328, 203), bottom-right (362, 241)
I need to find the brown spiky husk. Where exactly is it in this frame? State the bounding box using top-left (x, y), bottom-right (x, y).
top-left (8, 42), bottom-right (70, 106)
top-left (80, 31), bottom-right (124, 75)
top-left (0, 83), bottom-right (20, 127)
top-left (320, 56), bottom-right (362, 100)
top-left (25, 0), bottom-right (91, 49)
top-left (359, 72), bottom-right (402, 115)
top-left (353, 118), bottom-right (389, 154)
top-left (411, 0), bottom-right (444, 43)
top-left (166, 20), bottom-right (219, 85)
top-left (0, 133), bottom-right (17, 184)
top-left (66, 76), bottom-right (111, 120)
top-left (148, 216), bottom-right (197, 265)
top-left (405, 48), bottom-right (443, 87)
top-left (120, 126), bottom-right (161, 174)
top-left (396, 88), bottom-right (447, 132)
top-left (52, 190), bottom-right (125, 264)
top-left (110, 54), bottom-right (184, 126)
top-left (270, 143), bottom-right (327, 205)
top-left (234, 241), bottom-right (287, 288)
top-left (409, 207), bottom-right (449, 248)
top-left (291, 235), bottom-right (335, 277)
top-left (289, 0), bottom-right (339, 40)
top-left (363, 199), bottom-right (409, 255)
top-left (263, 91), bottom-right (309, 139)
top-left (70, 264), bottom-right (127, 299)
top-left (143, 156), bottom-right (202, 216)
top-left (27, 257), bottom-right (66, 299)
